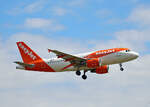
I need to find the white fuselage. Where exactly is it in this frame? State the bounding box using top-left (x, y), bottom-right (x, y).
top-left (44, 50), bottom-right (139, 72)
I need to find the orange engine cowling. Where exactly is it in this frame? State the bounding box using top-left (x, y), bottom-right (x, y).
top-left (86, 58), bottom-right (101, 68)
top-left (95, 65), bottom-right (109, 74)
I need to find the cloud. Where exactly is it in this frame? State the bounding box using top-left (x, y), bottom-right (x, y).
top-left (128, 5), bottom-right (150, 26)
top-left (24, 18), bottom-right (65, 31)
top-left (96, 9), bottom-right (112, 18)
top-left (23, 1), bottom-right (45, 13)
top-left (90, 29), bottom-right (150, 52)
top-left (52, 7), bottom-right (69, 16)
top-left (8, 1), bottom-right (45, 15)
top-left (68, 0), bottom-right (87, 7)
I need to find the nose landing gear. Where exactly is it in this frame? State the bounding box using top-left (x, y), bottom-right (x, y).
top-left (119, 63), bottom-right (124, 71)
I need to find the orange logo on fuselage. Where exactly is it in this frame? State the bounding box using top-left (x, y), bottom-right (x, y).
top-left (19, 43), bottom-right (37, 60)
top-left (85, 48), bottom-right (129, 59)
top-left (96, 49), bottom-right (115, 55)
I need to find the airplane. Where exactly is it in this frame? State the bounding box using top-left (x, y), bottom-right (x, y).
top-left (14, 41), bottom-right (139, 80)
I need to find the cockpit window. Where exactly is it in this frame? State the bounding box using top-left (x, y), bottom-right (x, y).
top-left (126, 49), bottom-right (130, 52)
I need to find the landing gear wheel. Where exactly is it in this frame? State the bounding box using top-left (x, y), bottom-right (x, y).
top-left (119, 63), bottom-right (124, 71)
top-left (76, 70), bottom-right (81, 76)
top-left (82, 75), bottom-right (87, 80)
top-left (120, 67), bottom-right (124, 71)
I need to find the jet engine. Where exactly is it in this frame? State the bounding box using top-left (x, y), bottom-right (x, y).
top-left (91, 65), bottom-right (109, 74)
top-left (86, 58), bottom-right (101, 68)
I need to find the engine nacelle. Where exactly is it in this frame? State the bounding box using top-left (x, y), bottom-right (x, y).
top-left (94, 65), bottom-right (109, 74)
top-left (86, 58), bottom-right (101, 68)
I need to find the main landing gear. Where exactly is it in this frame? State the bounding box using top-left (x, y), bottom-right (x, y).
top-left (82, 70), bottom-right (87, 80)
top-left (75, 70), bottom-right (88, 80)
top-left (119, 63), bottom-right (124, 71)
top-left (76, 70), bottom-right (81, 76)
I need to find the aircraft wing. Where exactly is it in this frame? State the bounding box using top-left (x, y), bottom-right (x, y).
top-left (48, 49), bottom-right (86, 66)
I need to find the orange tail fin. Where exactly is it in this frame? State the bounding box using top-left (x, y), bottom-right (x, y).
top-left (16, 42), bottom-right (42, 64)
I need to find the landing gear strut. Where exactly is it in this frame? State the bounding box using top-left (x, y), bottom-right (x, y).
top-left (82, 70), bottom-right (87, 80)
top-left (76, 70), bottom-right (81, 76)
top-left (119, 63), bottom-right (124, 71)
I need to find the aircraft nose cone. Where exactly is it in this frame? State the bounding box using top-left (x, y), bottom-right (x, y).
top-left (133, 52), bottom-right (139, 59)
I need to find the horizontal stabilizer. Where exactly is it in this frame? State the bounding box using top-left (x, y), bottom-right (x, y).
top-left (14, 61), bottom-right (35, 68)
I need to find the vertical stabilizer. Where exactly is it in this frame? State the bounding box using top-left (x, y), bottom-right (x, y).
top-left (16, 42), bottom-right (42, 64)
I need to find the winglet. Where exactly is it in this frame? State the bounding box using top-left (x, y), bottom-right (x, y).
top-left (48, 49), bottom-right (52, 53)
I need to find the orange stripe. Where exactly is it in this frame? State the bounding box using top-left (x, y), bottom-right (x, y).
top-left (61, 63), bottom-right (74, 71)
